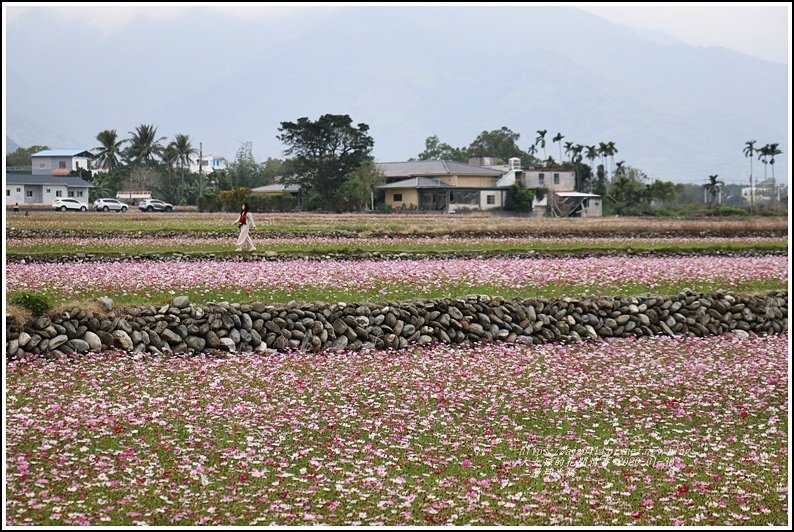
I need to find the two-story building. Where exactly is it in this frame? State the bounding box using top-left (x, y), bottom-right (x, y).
top-left (376, 160), bottom-right (506, 212)
top-left (30, 149), bottom-right (94, 176)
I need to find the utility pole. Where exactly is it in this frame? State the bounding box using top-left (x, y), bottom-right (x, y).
top-left (198, 142), bottom-right (203, 200)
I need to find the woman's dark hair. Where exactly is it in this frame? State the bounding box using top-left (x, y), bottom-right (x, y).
top-left (241, 202), bottom-right (249, 211)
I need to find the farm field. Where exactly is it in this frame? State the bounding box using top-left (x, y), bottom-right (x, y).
top-left (5, 211), bottom-right (788, 526)
top-left (6, 255), bottom-right (788, 308)
top-left (6, 336), bottom-right (787, 526)
top-left (5, 211), bottom-right (789, 237)
top-left (5, 235), bottom-right (787, 256)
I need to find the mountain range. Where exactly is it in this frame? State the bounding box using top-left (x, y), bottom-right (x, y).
top-left (5, 6), bottom-right (788, 184)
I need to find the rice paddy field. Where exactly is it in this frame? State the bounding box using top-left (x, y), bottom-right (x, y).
top-left (4, 212), bottom-right (790, 526)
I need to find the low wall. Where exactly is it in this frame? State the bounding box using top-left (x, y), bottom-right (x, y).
top-left (5, 290), bottom-right (787, 359)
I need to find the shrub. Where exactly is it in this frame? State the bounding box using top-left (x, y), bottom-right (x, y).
top-left (10, 292), bottom-right (52, 316)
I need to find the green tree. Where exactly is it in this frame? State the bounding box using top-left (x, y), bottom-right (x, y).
top-left (584, 145), bottom-right (598, 191)
top-left (226, 142), bottom-right (262, 189)
top-left (703, 174), bottom-right (725, 206)
top-left (277, 114), bottom-right (375, 211)
top-left (125, 124), bottom-right (166, 165)
top-left (6, 145), bottom-right (50, 173)
top-left (334, 160), bottom-right (386, 212)
top-left (93, 130), bottom-right (125, 171)
top-left (645, 180), bottom-right (683, 205)
top-left (608, 165), bottom-right (647, 213)
top-left (504, 181), bottom-right (534, 213)
top-left (467, 127), bottom-right (529, 162)
top-left (418, 135), bottom-right (468, 162)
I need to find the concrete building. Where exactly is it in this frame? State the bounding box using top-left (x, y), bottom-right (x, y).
top-left (6, 174), bottom-right (92, 206)
top-left (30, 149), bottom-right (93, 176)
top-left (376, 160), bottom-right (505, 212)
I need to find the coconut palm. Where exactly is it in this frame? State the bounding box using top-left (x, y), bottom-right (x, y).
top-left (767, 143), bottom-right (782, 202)
top-left (552, 132), bottom-right (564, 164)
top-left (126, 124), bottom-right (166, 165)
top-left (171, 133), bottom-right (198, 171)
top-left (703, 174), bottom-right (725, 206)
top-left (93, 129), bottom-right (125, 171)
top-left (743, 139), bottom-right (757, 207)
top-left (535, 129), bottom-right (547, 160)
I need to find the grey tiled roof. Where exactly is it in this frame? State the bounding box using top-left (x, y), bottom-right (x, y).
top-left (5, 173), bottom-right (93, 187)
top-left (376, 160), bottom-right (504, 178)
top-left (378, 177), bottom-right (453, 189)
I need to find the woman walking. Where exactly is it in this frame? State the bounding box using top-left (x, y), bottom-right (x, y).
top-left (235, 202), bottom-right (257, 251)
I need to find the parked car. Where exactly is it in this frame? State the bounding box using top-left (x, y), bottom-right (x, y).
top-left (94, 198), bottom-right (128, 212)
top-left (138, 199), bottom-right (173, 212)
top-left (53, 198), bottom-right (88, 212)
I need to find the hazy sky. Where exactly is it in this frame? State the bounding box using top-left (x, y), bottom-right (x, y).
top-left (3, 3), bottom-right (789, 183)
top-left (579, 3), bottom-right (789, 65)
top-left (5, 3), bottom-right (790, 64)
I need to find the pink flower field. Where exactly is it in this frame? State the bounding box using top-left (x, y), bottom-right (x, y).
top-left (6, 335), bottom-right (787, 525)
top-left (6, 256), bottom-right (788, 299)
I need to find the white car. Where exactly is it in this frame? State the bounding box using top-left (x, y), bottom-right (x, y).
top-left (138, 199), bottom-right (173, 212)
top-left (53, 198), bottom-right (88, 212)
top-left (94, 198), bottom-right (128, 212)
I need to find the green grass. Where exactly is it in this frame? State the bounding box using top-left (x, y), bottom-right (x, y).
top-left (9, 279), bottom-right (786, 311)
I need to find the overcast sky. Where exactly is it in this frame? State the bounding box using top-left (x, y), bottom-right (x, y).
top-left (578, 3), bottom-right (789, 65)
top-left (4, 3), bottom-right (790, 64)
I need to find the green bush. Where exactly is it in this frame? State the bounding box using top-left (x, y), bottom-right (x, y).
top-left (10, 292), bottom-right (52, 316)
top-left (504, 182), bottom-right (534, 212)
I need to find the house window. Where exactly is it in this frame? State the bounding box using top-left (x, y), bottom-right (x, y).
top-left (68, 191), bottom-right (75, 197)
top-left (26, 190), bottom-right (33, 197)
top-left (77, 191), bottom-right (83, 197)
top-left (393, 193), bottom-right (403, 202)
top-left (46, 188), bottom-right (51, 193)
top-left (553, 173), bottom-right (560, 185)
top-left (16, 188), bottom-right (21, 192)
top-left (56, 191), bottom-right (62, 197)
top-left (538, 173), bottom-right (545, 185)
top-left (6, 190), bottom-right (9, 196)
top-left (487, 195), bottom-right (495, 205)
top-left (594, 201), bottom-right (600, 206)
top-left (38, 163), bottom-right (46, 168)
top-left (59, 161), bottom-right (66, 169)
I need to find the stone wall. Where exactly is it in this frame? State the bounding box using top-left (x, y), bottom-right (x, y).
top-left (5, 290), bottom-right (787, 359)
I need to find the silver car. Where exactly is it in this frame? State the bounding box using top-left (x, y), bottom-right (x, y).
top-left (138, 199), bottom-right (173, 212)
top-left (53, 198), bottom-right (88, 211)
top-left (94, 198), bottom-right (128, 212)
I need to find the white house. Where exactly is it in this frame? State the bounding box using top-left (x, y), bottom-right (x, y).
top-left (6, 174), bottom-right (92, 205)
top-left (30, 149), bottom-right (94, 176)
top-left (188, 154), bottom-right (227, 174)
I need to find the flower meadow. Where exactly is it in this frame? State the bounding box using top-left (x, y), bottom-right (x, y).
top-left (6, 255), bottom-right (788, 305)
top-left (6, 335), bottom-right (787, 525)
top-left (5, 235), bottom-right (786, 254)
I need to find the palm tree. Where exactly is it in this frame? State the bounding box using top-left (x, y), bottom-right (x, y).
top-left (757, 144), bottom-right (771, 200)
top-left (535, 129), bottom-right (547, 160)
top-left (162, 143), bottom-right (180, 202)
top-left (605, 141), bottom-right (618, 179)
top-left (767, 143), bottom-right (782, 200)
top-left (597, 142), bottom-right (609, 171)
top-left (570, 144), bottom-right (584, 190)
top-left (172, 133), bottom-right (198, 171)
top-left (563, 141), bottom-right (574, 162)
top-left (703, 174), bottom-right (725, 206)
top-left (585, 145), bottom-right (598, 190)
top-left (552, 132), bottom-right (564, 164)
top-left (743, 140), bottom-right (757, 208)
top-left (527, 143), bottom-right (538, 160)
top-left (93, 129), bottom-right (125, 171)
top-left (615, 160), bottom-right (625, 177)
top-left (126, 124), bottom-right (166, 166)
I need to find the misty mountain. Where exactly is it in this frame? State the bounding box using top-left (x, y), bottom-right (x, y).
top-left (5, 6), bottom-right (787, 183)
